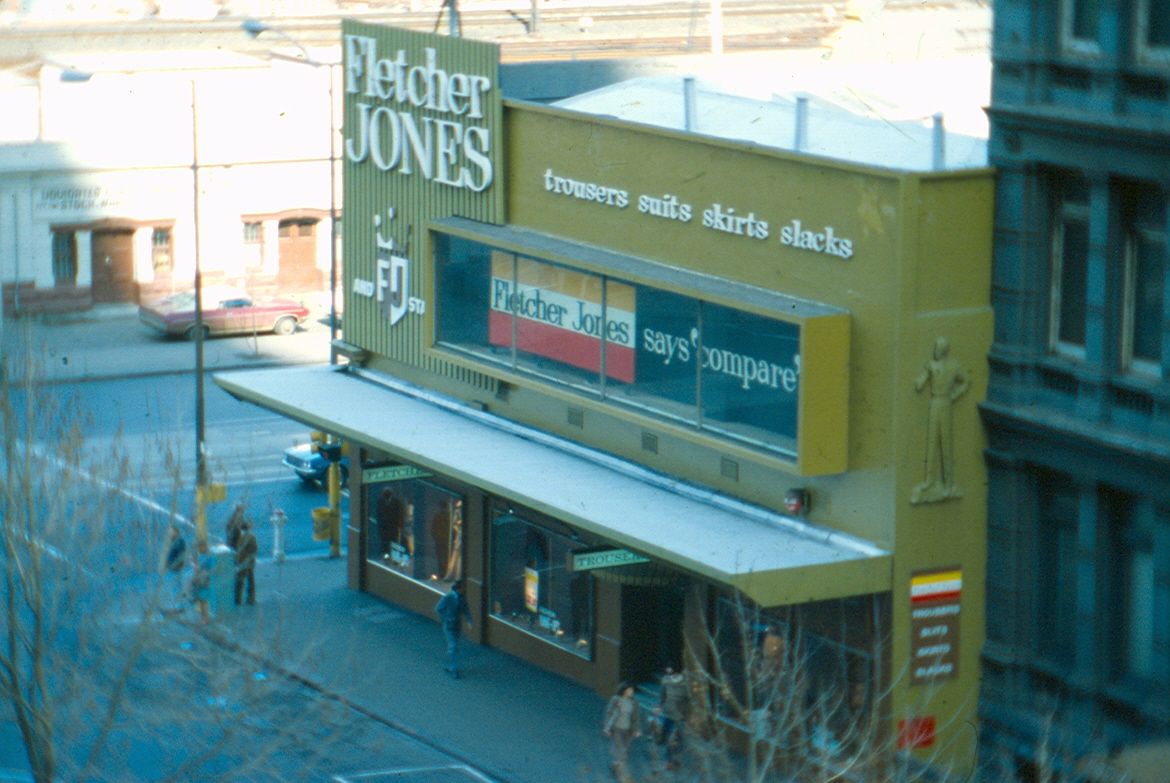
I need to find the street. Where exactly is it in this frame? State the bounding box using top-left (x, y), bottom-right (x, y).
top-left (0, 318), bottom-right (514, 782)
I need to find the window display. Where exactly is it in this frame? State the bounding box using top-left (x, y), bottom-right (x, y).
top-left (489, 506), bottom-right (594, 658)
top-left (366, 469), bottom-right (464, 589)
top-left (435, 232), bottom-right (802, 455)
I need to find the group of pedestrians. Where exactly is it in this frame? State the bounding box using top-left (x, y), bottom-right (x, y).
top-left (603, 666), bottom-right (691, 781)
top-left (160, 501), bottom-right (259, 623)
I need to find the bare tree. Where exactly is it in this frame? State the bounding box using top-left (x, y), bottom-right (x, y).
top-left (0, 344), bottom-right (343, 782)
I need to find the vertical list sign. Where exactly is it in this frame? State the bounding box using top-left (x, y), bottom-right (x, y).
top-left (909, 567), bottom-right (961, 685)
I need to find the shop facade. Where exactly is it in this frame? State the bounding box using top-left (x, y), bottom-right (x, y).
top-left (217, 21), bottom-right (994, 774)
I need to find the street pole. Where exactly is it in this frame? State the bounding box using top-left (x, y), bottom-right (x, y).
top-left (191, 77), bottom-right (209, 554)
top-left (244, 20), bottom-right (343, 555)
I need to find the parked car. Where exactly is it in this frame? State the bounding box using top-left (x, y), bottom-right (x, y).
top-left (283, 442), bottom-right (349, 487)
top-left (139, 286), bottom-right (311, 340)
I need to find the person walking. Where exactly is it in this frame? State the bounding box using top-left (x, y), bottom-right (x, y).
top-left (162, 524), bottom-right (188, 614)
top-left (434, 579), bottom-right (471, 678)
top-left (657, 666), bottom-right (689, 771)
top-left (191, 550), bottom-right (213, 624)
top-left (603, 681), bottom-right (642, 782)
top-left (233, 520), bottom-right (258, 606)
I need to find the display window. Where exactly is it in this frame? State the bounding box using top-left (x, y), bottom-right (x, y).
top-left (711, 596), bottom-right (875, 758)
top-left (435, 233), bottom-right (802, 455)
top-left (489, 504), bottom-right (595, 658)
top-left (365, 469), bottom-right (465, 589)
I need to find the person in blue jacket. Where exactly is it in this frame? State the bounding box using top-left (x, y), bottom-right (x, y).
top-left (435, 580), bottom-right (472, 679)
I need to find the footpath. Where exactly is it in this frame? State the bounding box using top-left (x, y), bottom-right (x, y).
top-left (3, 308), bottom-right (624, 783)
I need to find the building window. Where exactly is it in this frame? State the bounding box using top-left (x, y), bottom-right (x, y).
top-left (366, 469), bottom-right (465, 590)
top-left (1049, 174), bottom-right (1091, 359)
top-left (151, 227), bottom-right (172, 271)
top-left (489, 505), bottom-right (594, 658)
top-left (51, 230), bottom-right (77, 286)
top-left (1062, 0), bottom-right (1102, 53)
top-left (1105, 489), bottom-right (1156, 684)
top-left (1120, 182), bottom-right (1166, 376)
top-left (712, 596), bottom-right (875, 761)
top-left (435, 233), bottom-right (802, 456)
top-left (1135, 0), bottom-right (1170, 65)
top-left (243, 221), bottom-right (262, 243)
top-left (1036, 472), bottom-right (1078, 667)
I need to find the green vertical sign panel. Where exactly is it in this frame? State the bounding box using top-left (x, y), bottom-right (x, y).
top-left (341, 20), bottom-right (503, 365)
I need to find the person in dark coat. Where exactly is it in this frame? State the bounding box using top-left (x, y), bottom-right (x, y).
top-left (162, 524), bottom-right (188, 613)
top-left (234, 520), bottom-right (258, 605)
top-left (225, 502), bottom-right (246, 550)
top-left (435, 579), bottom-right (472, 678)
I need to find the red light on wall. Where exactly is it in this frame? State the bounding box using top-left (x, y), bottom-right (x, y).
top-left (897, 716), bottom-right (936, 750)
top-left (783, 488), bottom-right (809, 515)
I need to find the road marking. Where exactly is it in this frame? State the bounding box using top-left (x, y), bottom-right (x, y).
top-left (332, 765), bottom-right (494, 782)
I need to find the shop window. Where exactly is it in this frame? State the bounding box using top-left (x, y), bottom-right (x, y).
top-left (711, 596), bottom-right (875, 763)
top-left (1035, 472), bottom-right (1078, 668)
top-left (1049, 174), bottom-right (1091, 360)
top-left (1120, 182), bottom-right (1166, 377)
top-left (51, 230), bottom-right (77, 286)
top-left (489, 506), bottom-right (594, 658)
top-left (151, 227), bottom-right (172, 271)
top-left (366, 472), bottom-right (465, 589)
top-left (435, 233), bottom-right (802, 456)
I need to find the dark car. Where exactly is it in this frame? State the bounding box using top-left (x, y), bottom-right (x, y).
top-left (282, 442), bottom-right (349, 487)
top-left (139, 286), bottom-right (311, 340)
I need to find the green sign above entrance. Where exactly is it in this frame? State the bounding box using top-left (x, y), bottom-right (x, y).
top-left (363, 465), bottom-right (433, 483)
top-left (569, 548), bottom-right (651, 572)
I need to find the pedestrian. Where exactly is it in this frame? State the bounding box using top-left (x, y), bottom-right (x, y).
top-left (434, 579), bottom-right (471, 678)
top-left (226, 502), bottom-right (246, 550)
top-left (162, 524), bottom-right (188, 614)
top-left (603, 681), bottom-right (642, 782)
top-left (657, 666), bottom-right (689, 771)
top-left (191, 550), bottom-right (212, 624)
top-left (234, 520), bottom-right (258, 606)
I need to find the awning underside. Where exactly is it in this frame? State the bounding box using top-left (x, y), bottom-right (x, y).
top-left (214, 365), bottom-right (890, 606)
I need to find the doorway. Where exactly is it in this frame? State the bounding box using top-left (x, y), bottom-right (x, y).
top-left (90, 227), bottom-right (137, 303)
top-left (620, 584), bottom-right (685, 685)
top-left (277, 217), bottom-right (322, 292)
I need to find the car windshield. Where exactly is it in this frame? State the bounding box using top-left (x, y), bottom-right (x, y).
top-left (164, 292), bottom-right (197, 309)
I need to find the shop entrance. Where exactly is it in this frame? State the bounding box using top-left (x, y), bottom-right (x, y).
top-left (620, 584), bottom-right (684, 685)
top-left (90, 227), bottom-right (137, 303)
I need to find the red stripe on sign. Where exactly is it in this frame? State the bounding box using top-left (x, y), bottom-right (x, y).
top-left (911, 590), bottom-right (961, 605)
top-left (489, 312), bottom-right (634, 383)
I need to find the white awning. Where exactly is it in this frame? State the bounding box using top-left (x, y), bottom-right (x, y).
top-left (214, 364), bottom-right (890, 606)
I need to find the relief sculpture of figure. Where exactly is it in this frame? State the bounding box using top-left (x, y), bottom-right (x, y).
top-left (911, 336), bottom-right (969, 505)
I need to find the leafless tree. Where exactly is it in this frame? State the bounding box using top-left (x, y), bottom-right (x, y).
top-left (0, 345), bottom-right (342, 782)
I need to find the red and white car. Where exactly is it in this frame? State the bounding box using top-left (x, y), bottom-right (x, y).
top-left (139, 286), bottom-right (311, 340)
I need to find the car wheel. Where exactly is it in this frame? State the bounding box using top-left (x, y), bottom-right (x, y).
top-left (273, 316), bottom-right (297, 336)
top-left (187, 324), bottom-right (211, 341)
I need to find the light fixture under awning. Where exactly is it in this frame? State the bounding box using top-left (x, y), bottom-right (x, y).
top-left (214, 364), bottom-right (891, 607)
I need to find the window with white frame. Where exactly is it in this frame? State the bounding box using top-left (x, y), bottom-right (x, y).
top-left (1120, 182), bottom-right (1166, 376)
top-left (1135, 0), bottom-right (1170, 66)
top-left (1105, 489), bottom-right (1158, 685)
top-left (1049, 174), bottom-right (1091, 359)
top-left (151, 227), bottom-right (172, 271)
top-left (51, 230), bottom-right (77, 286)
top-left (1036, 472), bottom-right (1078, 668)
top-left (1061, 0), bottom-right (1102, 54)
